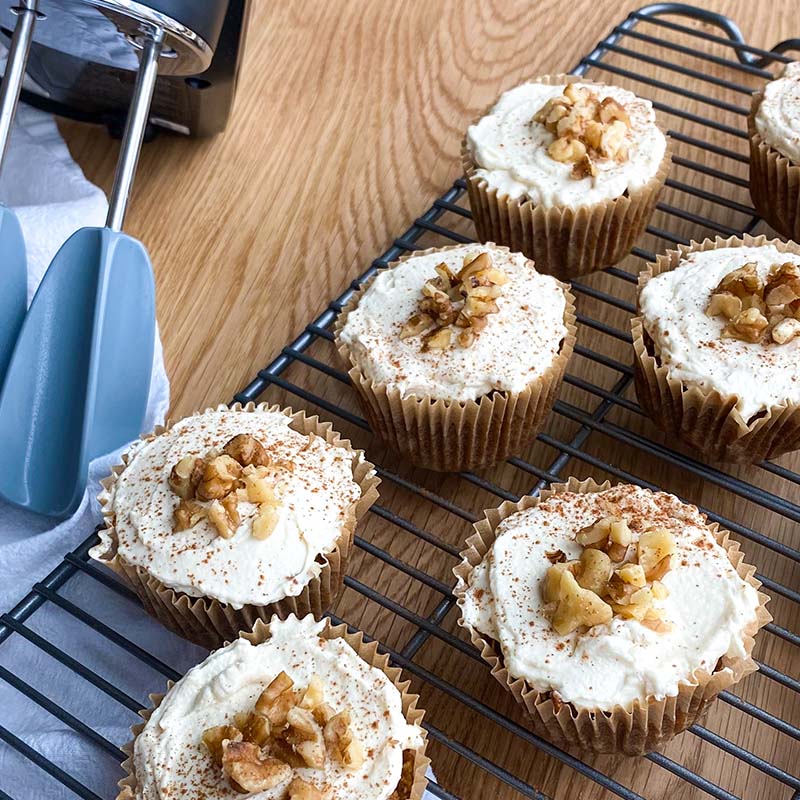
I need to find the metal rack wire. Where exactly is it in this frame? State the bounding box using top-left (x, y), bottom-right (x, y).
top-left (1, 4), bottom-right (798, 799)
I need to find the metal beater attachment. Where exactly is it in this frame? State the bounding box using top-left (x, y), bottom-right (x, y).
top-left (0, 21), bottom-right (166, 516)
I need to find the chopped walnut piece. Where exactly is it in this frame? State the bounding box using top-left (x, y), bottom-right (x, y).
top-left (722, 307), bottom-right (769, 343)
top-left (717, 263), bottom-right (763, 298)
top-left (242, 464), bottom-right (277, 503)
top-left (173, 499), bottom-right (205, 531)
top-left (239, 712), bottom-right (271, 747)
top-left (323, 709), bottom-right (365, 770)
top-left (197, 454), bottom-right (242, 501)
top-left (222, 740), bottom-right (292, 793)
top-left (545, 548), bottom-right (567, 564)
top-left (765, 262), bottom-right (800, 306)
top-left (223, 434), bottom-right (271, 468)
top-left (252, 500), bottom-right (280, 540)
top-left (202, 724), bottom-right (242, 765)
top-left (399, 312), bottom-right (434, 340)
top-left (286, 706), bottom-right (326, 769)
top-left (542, 560), bottom-right (580, 604)
top-left (576, 548), bottom-right (612, 595)
top-left (289, 778), bottom-right (326, 800)
top-left (168, 456), bottom-right (204, 499)
top-left (208, 498), bottom-right (238, 539)
top-left (420, 326), bottom-right (452, 351)
top-left (637, 529), bottom-right (676, 580)
top-left (300, 675), bottom-right (325, 709)
top-left (706, 292), bottom-right (742, 320)
top-left (255, 671), bottom-right (296, 725)
top-left (550, 569), bottom-right (613, 635)
top-left (772, 317), bottom-right (800, 344)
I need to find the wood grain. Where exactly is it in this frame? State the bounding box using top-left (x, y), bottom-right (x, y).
top-left (58, 2), bottom-right (799, 798)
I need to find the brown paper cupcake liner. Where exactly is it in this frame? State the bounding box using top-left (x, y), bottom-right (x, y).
top-left (462, 74), bottom-right (672, 281)
top-left (632, 234), bottom-right (800, 463)
top-left (115, 615), bottom-right (430, 800)
top-left (748, 86), bottom-right (800, 241)
top-left (453, 477), bottom-right (771, 755)
top-left (334, 244), bottom-right (577, 472)
top-left (90, 403), bottom-right (380, 649)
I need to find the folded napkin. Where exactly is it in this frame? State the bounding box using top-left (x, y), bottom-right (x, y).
top-left (0, 107), bottom-right (437, 799)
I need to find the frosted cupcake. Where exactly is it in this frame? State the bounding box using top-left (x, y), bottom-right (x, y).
top-left (117, 616), bottom-right (429, 800)
top-left (633, 235), bottom-right (800, 463)
top-left (463, 75), bottom-right (671, 279)
top-left (90, 404), bottom-right (379, 648)
top-left (335, 243), bottom-right (576, 471)
top-left (454, 479), bottom-right (769, 755)
top-left (749, 62), bottom-right (800, 240)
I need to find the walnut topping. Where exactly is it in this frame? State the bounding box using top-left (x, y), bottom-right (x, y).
top-left (533, 83), bottom-right (632, 179)
top-left (543, 515), bottom-right (676, 635)
top-left (399, 251), bottom-right (508, 350)
top-left (168, 456), bottom-right (204, 499)
top-left (222, 740), bottom-right (292, 793)
top-left (203, 672), bottom-right (364, 795)
top-left (707, 261), bottom-right (800, 344)
top-left (289, 778), bottom-right (327, 800)
top-left (168, 433), bottom-right (286, 538)
top-left (224, 433), bottom-right (272, 467)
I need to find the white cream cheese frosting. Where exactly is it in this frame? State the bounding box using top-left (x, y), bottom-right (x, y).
top-left (96, 409), bottom-right (363, 608)
top-left (639, 245), bottom-right (800, 421)
top-left (339, 244), bottom-right (568, 402)
top-left (132, 616), bottom-right (423, 800)
top-left (458, 485), bottom-right (760, 710)
top-left (466, 81), bottom-right (667, 207)
top-left (755, 62), bottom-right (800, 164)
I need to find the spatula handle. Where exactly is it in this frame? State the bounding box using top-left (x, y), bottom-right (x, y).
top-left (106, 27), bottom-right (165, 232)
top-left (0, 0), bottom-right (38, 169)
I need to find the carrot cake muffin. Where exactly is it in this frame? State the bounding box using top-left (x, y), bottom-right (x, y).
top-left (335, 243), bottom-right (576, 471)
top-left (122, 616), bottom-right (427, 800)
top-left (455, 480), bottom-right (768, 754)
top-left (91, 405), bottom-right (378, 648)
top-left (749, 62), bottom-right (800, 239)
top-left (463, 75), bottom-right (671, 279)
top-left (634, 238), bottom-right (800, 462)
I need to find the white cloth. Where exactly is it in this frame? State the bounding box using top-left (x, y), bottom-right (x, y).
top-left (0, 107), bottom-right (437, 799)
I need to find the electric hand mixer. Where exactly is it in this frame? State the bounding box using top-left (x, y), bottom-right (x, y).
top-left (0, 1), bottom-right (249, 517)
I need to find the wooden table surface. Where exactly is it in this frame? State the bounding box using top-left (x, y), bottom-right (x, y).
top-left (59, 2), bottom-right (799, 798)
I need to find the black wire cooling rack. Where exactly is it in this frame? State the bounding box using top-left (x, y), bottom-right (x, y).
top-left (2, 4), bottom-right (799, 800)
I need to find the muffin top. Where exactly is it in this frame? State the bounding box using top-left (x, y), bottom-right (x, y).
top-left (458, 484), bottom-right (760, 710)
top-left (466, 80), bottom-right (667, 207)
top-left (133, 616), bottom-right (423, 800)
top-left (100, 408), bottom-right (363, 608)
top-left (755, 62), bottom-right (800, 163)
top-left (639, 244), bottom-right (800, 421)
top-left (338, 244), bottom-right (568, 402)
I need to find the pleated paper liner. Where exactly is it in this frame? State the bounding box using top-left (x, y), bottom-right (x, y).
top-left (115, 615), bottom-right (430, 800)
top-left (632, 234), bottom-right (800, 464)
top-left (748, 84), bottom-right (800, 241)
top-left (90, 403), bottom-right (380, 650)
top-left (334, 243), bottom-right (577, 472)
top-left (462, 73), bottom-right (672, 281)
top-left (452, 477), bottom-right (771, 756)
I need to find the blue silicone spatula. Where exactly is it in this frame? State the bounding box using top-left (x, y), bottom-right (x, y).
top-left (0, 1), bottom-right (38, 384)
top-left (0, 29), bottom-right (164, 517)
